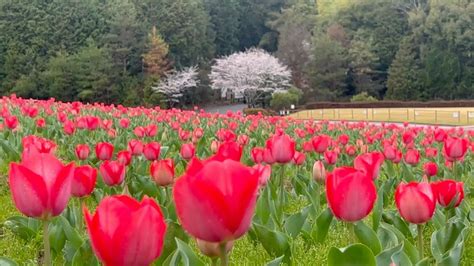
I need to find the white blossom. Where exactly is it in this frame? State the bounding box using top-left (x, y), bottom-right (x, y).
top-left (209, 48), bottom-right (291, 105)
top-left (152, 66), bottom-right (199, 103)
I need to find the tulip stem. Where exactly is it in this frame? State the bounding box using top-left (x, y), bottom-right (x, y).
top-left (279, 164), bottom-right (286, 208)
top-left (417, 224), bottom-right (424, 259)
top-left (78, 198), bottom-right (84, 232)
top-left (347, 222), bottom-right (356, 244)
top-left (43, 220), bottom-right (51, 266)
top-left (219, 242), bottom-right (229, 266)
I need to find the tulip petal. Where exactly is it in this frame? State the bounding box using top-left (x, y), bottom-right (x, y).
top-left (50, 163), bottom-right (74, 216)
top-left (120, 198), bottom-right (166, 266)
top-left (8, 163), bottom-right (48, 218)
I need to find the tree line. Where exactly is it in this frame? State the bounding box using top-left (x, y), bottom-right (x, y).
top-left (0, 0), bottom-right (472, 107)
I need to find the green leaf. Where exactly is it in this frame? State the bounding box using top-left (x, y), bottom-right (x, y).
top-left (3, 216), bottom-right (41, 241)
top-left (0, 257), bottom-right (19, 266)
top-left (377, 224), bottom-right (399, 249)
top-left (172, 238), bottom-right (206, 266)
top-left (354, 221), bottom-right (382, 255)
top-left (0, 138), bottom-right (20, 162)
top-left (431, 220), bottom-right (467, 264)
top-left (59, 216), bottom-right (84, 249)
top-left (372, 184), bottom-right (384, 231)
top-left (376, 243), bottom-right (412, 266)
top-left (71, 240), bottom-right (99, 266)
top-left (49, 219), bottom-right (66, 255)
top-left (253, 223), bottom-right (291, 263)
top-left (284, 206), bottom-right (309, 238)
top-left (312, 208), bottom-right (333, 243)
top-left (266, 255), bottom-right (284, 266)
top-left (154, 221), bottom-right (189, 265)
top-left (328, 243), bottom-right (376, 266)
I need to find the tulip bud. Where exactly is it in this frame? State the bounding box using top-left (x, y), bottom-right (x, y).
top-left (395, 182), bottom-right (435, 224)
top-left (313, 161), bottom-right (326, 184)
top-left (117, 150), bottom-right (132, 166)
top-left (75, 144), bottom-right (90, 160)
top-left (196, 239), bottom-right (234, 258)
top-left (150, 159), bottom-right (175, 186)
top-left (143, 142), bottom-right (161, 161)
top-left (72, 165), bottom-right (97, 197)
top-left (180, 143), bottom-right (195, 160)
top-left (423, 162), bottom-right (438, 177)
top-left (95, 142), bottom-right (114, 161)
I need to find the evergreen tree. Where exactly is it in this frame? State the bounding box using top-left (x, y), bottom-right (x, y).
top-left (307, 33), bottom-right (349, 101)
top-left (204, 0), bottom-right (240, 56)
top-left (386, 37), bottom-right (423, 100)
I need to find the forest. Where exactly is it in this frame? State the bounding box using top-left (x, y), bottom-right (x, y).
top-left (0, 0), bottom-right (472, 106)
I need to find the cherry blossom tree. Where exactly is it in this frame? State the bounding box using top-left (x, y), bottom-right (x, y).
top-left (152, 66), bottom-right (199, 107)
top-left (209, 48), bottom-right (292, 107)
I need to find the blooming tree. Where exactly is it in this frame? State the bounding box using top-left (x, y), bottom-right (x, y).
top-left (152, 66), bottom-right (199, 106)
top-left (209, 48), bottom-right (292, 107)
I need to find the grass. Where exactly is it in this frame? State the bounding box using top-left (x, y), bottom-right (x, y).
top-left (291, 107), bottom-right (474, 126)
top-left (0, 177), bottom-right (472, 265)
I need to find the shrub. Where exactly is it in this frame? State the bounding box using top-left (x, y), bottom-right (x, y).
top-left (270, 87), bottom-right (303, 110)
top-left (350, 92), bottom-right (378, 102)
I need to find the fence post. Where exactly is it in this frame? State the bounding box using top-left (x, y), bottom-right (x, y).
top-left (435, 110), bottom-right (438, 124)
top-left (406, 109), bottom-right (409, 121)
top-left (351, 109), bottom-right (354, 120)
top-left (388, 108), bottom-right (391, 121)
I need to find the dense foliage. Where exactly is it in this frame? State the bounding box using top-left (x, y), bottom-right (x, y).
top-left (0, 0), bottom-right (472, 105)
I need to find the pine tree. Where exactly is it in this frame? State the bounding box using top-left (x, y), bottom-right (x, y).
top-left (143, 26), bottom-right (170, 79)
top-left (386, 37), bottom-right (423, 100)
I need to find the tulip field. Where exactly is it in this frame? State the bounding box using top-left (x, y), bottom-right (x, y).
top-left (0, 95), bottom-right (473, 266)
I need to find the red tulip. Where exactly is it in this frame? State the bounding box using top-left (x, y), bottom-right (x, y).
top-left (72, 165), bottom-right (97, 197)
top-left (383, 145), bottom-right (397, 161)
top-left (5, 115), bottom-right (18, 129)
top-left (354, 152), bottom-right (385, 180)
top-left (425, 147), bottom-right (438, 158)
top-left (95, 142), bottom-right (114, 161)
top-left (128, 139), bottom-right (143, 156)
top-left (402, 131), bottom-right (415, 145)
top-left (253, 164), bottom-right (272, 187)
top-left (84, 195), bottom-right (166, 266)
top-left (404, 149), bottom-right (420, 166)
top-left (251, 147), bottom-right (264, 164)
top-left (338, 134), bottom-right (349, 145)
top-left (423, 162), bottom-right (438, 177)
top-left (345, 145), bottom-right (357, 156)
top-left (75, 144), bottom-right (90, 160)
top-left (150, 159), bottom-right (175, 186)
top-left (143, 142), bottom-right (161, 161)
top-left (99, 160), bottom-right (126, 186)
top-left (212, 141), bottom-right (242, 161)
top-left (263, 148), bottom-right (275, 164)
top-left (63, 120), bottom-right (76, 135)
top-left (434, 128), bottom-right (446, 142)
top-left (180, 143), bottom-right (195, 160)
top-left (119, 118), bottom-right (130, 128)
top-left (393, 150), bottom-right (403, 164)
top-left (326, 167), bottom-right (376, 222)
top-left (117, 150), bottom-right (132, 166)
top-left (292, 151), bottom-right (306, 165)
top-left (302, 141), bottom-right (314, 152)
top-left (313, 161), bottom-right (326, 184)
top-left (312, 135), bottom-right (330, 153)
top-left (443, 136), bottom-right (469, 161)
top-left (431, 180), bottom-right (464, 208)
top-left (173, 158), bottom-right (259, 242)
top-left (265, 131), bottom-right (296, 164)
top-left (9, 151), bottom-right (75, 219)
top-left (395, 182), bottom-right (435, 224)
top-left (323, 150), bottom-right (338, 165)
